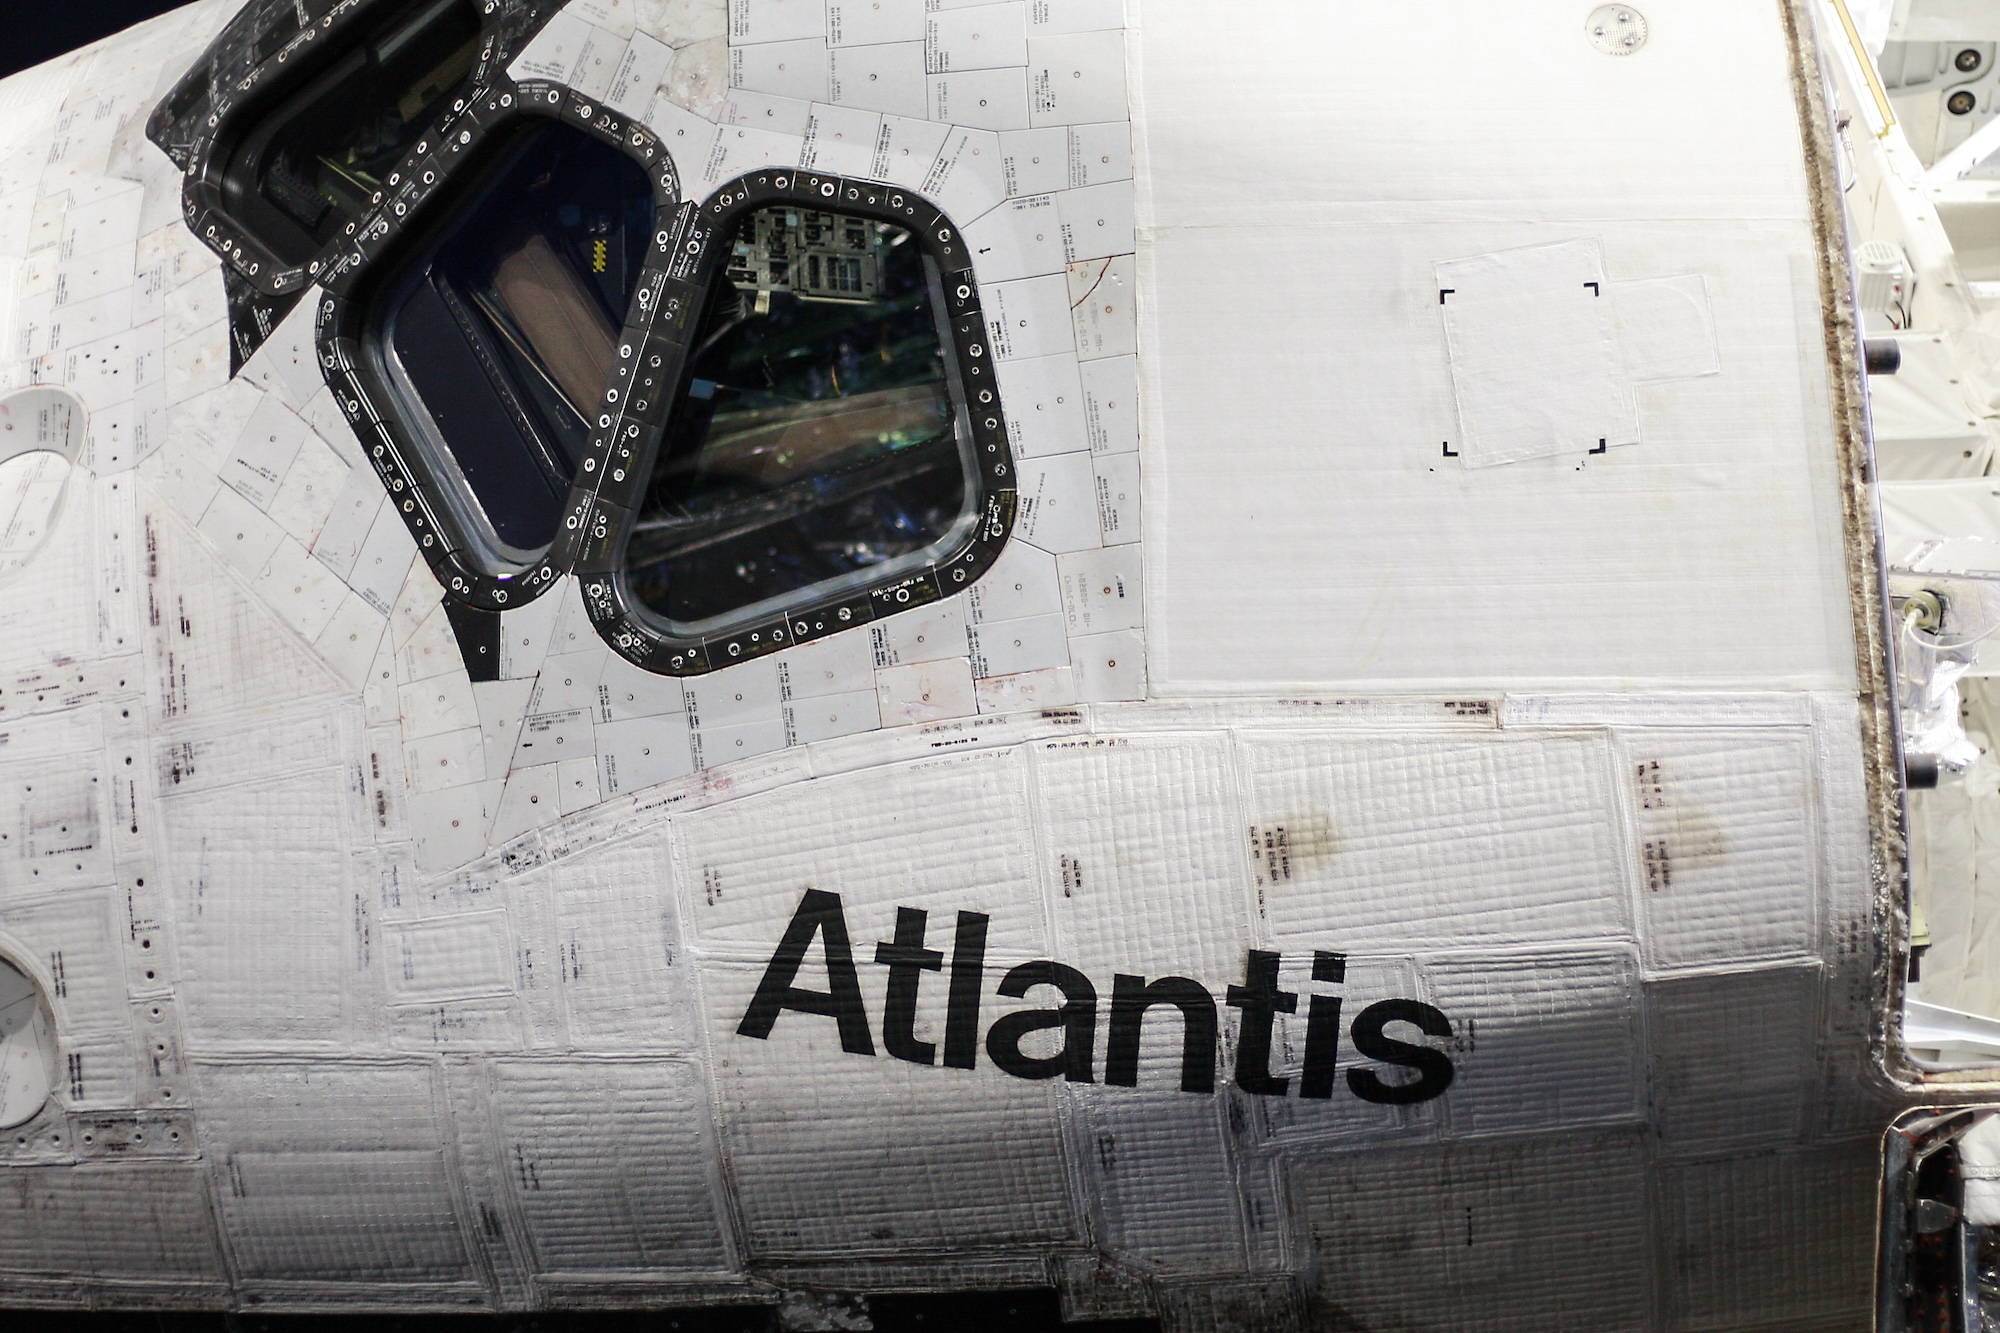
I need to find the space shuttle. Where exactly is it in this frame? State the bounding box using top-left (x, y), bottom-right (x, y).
top-left (0, 0), bottom-right (1991, 1323)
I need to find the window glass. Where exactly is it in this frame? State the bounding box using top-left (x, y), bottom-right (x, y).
top-left (0, 956), bottom-right (54, 1130)
top-left (624, 206), bottom-right (975, 633)
top-left (221, 0), bottom-right (483, 266)
top-left (362, 119), bottom-right (657, 564)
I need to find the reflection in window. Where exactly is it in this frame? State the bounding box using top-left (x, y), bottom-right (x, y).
top-left (221, 0), bottom-right (483, 267)
top-left (624, 207), bottom-right (975, 633)
top-left (362, 120), bottom-right (657, 564)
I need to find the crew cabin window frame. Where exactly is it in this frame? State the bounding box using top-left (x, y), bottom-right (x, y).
top-left (150, 1), bottom-right (1018, 679)
top-left (151, 0), bottom-right (516, 300)
top-left (578, 171), bottom-right (1017, 676)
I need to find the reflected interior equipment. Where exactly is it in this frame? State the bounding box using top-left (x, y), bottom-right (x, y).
top-left (623, 205), bottom-right (977, 635)
top-left (214, 0), bottom-right (485, 269)
top-left (356, 117), bottom-right (658, 567)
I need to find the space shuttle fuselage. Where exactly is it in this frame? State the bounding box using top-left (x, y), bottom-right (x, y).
top-left (0, 0), bottom-right (1948, 1323)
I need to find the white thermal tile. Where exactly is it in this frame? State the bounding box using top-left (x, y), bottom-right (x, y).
top-left (397, 670), bottom-right (482, 741)
top-left (595, 652), bottom-right (689, 720)
top-left (512, 10), bottom-right (597, 83)
top-left (786, 685), bottom-right (881, 744)
top-left (921, 125), bottom-right (1007, 221)
top-left (868, 109), bottom-right (950, 184)
top-left (724, 88), bottom-right (813, 134)
top-left (1056, 180), bottom-right (1132, 262)
top-left (704, 121), bottom-right (809, 184)
top-left (490, 762), bottom-right (566, 843)
top-left (573, 27), bottom-right (630, 101)
top-left (1094, 450), bottom-right (1137, 545)
top-left (408, 780), bottom-right (503, 873)
top-left (310, 470), bottom-right (385, 582)
top-left (265, 432), bottom-right (349, 547)
top-left (777, 627), bottom-right (875, 697)
top-left (967, 612), bottom-right (1069, 677)
top-left (974, 664), bottom-right (1075, 713)
top-left (573, 0), bottom-right (641, 37)
top-left (1067, 253), bottom-right (1133, 359)
top-left (1078, 352), bottom-right (1135, 453)
top-left (1057, 545), bottom-right (1141, 633)
top-left (607, 30), bottom-right (674, 118)
top-left (830, 41), bottom-right (930, 119)
top-left (1027, 29), bottom-right (1126, 126)
top-left (928, 66), bottom-right (1031, 131)
top-left (557, 755), bottom-right (602, 815)
top-left (346, 501), bottom-right (418, 617)
top-left (963, 193), bottom-right (1066, 282)
top-left (696, 716), bottom-right (790, 766)
top-left (646, 94), bottom-right (723, 170)
top-left (1000, 126), bottom-right (1068, 196)
top-left (731, 37), bottom-right (831, 102)
top-left (928, 2), bottom-right (1028, 72)
top-left (512, 709), bottom-right (595, 770)
top-left (875, 656), bottom-right (977, 724)
top-left (802, 102), bottom-right (882, 173)
top-left (405, 726), bottom-right (489, 796)
top-left (686, 657), bottom-right (784, 726)
top-left (859, 590), bottom-right (963, 661)
top-left (530, 652), bottom-right (608, 716)
top-left (1069, 626), bottom-right (1142, 701)
top-left (596, 714), bottom-right (696, 794)
top-left (964, 536), bottom-right (1062, 623)
top-left (195, 485), bottom-right (284, 582)
top-left (313, 593), bottom-right (388, 692)
top-left (1013, 449), bottom-right (1100, 553)
top-left (981, 273), bottom-right (1075, 360)
top-left (251, 537), bottom-right (346, 644)
top-left (221, 395), bottom-right (308, 511)
top-left (829, 0), bottom-right (925, 46)
top-left (499, 589), bottom-right (569, 680)
top-left (731, 0), bottom-right (826, 42)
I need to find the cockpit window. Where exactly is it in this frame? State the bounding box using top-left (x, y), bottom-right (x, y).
top-left (219, 0), bottom-right (484, 268)
top-left (359, 118), bottom-right (658, 567)
top-left (622, 205), bottom-right (976, 635)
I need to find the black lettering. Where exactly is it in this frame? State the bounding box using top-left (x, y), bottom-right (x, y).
top-left (1225, 950), bottom-right (1295, 1096)
top-left (943, 910), bottom-right (989, 1070)
top-left (1106, 974), bottom-right (1217, 1094)
top-left (1346, 998), bottom-right (1455, 1104)
top-left (874, 907), bottom-right (943, 1065)
top-left (986, 960), bottom-right (1096, 1082)
top-left (737, 889), bottom-right (874, 1056)
top-left (1300, 950), bottom-right (1346, 1100)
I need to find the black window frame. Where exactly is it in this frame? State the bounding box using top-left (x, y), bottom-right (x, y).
top-left (151, 0), bottom-right (528, 300)
top-left (579, 171), bottom-right (1016, 675)
top-left (151, 2), bottom-right (1018, 678)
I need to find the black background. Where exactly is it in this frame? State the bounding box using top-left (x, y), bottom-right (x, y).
top-left (0, 0), bottom-right (200, 80)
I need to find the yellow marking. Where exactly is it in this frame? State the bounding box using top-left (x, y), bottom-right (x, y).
top-left (1828, 0), bottom-right (1896, 139)
top-left (592, 239), bottom-right (608, 273)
